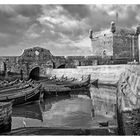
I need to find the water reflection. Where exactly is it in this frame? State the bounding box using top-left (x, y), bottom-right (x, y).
top-left (12, 86), bottom-right (117, 129)
top-left (90, 85), bottom-right (117, 121)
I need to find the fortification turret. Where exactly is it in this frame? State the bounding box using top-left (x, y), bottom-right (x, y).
top-left (110, 21), bottom-right (116, 33)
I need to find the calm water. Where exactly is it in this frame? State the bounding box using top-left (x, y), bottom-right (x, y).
top-left (12, 85), bottom-right (117, 129)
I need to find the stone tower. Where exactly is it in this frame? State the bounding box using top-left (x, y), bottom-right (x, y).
top-left (89, 22), bottom-right (140, 63)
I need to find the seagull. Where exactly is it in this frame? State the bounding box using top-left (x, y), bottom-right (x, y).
top-left (22, 118), bottom-right (27, 127)
top-left (108, 128), bottom-right (115, 134)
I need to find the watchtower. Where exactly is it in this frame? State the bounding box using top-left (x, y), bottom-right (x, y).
top-left (89, 22), bottom-right (140, 64)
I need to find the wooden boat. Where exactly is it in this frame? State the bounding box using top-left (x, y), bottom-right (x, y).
top-left (48, 75), bottom-right (90, 88)
top-left (42, 84), bottom-right (72, 98)
top-left (0, 101), bottom-right (12, 133)
top-left (0, 82), bottom-right (42, 106)
top-left (0, 79), bottom-right (32, 91)
top-left (64, 75), bottom-right (91, 89)
top-left (0, 79), bottom-right (19, 87)
top-left (0, 80), bottom-right (33, 94)
top-left (42, 83), bottom-right (90, 99)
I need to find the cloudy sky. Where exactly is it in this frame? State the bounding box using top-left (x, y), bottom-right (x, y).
top-left (0, 4), bottom-right (140, 56)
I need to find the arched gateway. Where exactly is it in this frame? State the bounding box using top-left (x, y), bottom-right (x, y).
top-left (29, 67), bottom-right (40, 80)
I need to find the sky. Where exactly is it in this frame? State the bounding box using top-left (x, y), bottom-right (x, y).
top-left (0, 4), bottom-right (140, 56)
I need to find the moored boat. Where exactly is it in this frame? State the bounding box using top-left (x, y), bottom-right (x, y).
top-left (0, 79), bottom-right (32, 91)
top-left (64, 75), bottom-right (91, 89)
top-left (0, 82), bottom-right (42, 106)
top-left (41, 75), bottom-right (91, 89)
top-left (0, 101), bottom-right (12, 133)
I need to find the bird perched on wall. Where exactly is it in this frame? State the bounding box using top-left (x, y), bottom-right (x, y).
top-left (22, 118), bottom-right (27, 127)
top-left (108, 128), bottom-right (115, 134)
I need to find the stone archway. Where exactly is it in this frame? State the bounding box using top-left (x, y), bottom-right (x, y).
top-left (29, 67), bottom-right (40, 80)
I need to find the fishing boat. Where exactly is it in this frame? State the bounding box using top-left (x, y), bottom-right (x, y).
top-left (0, 101), bottom-right (12, 133)
top-left (41, 75), bottom-right (91, 89)
top-left (63, 75), bottom-right (91, 89)
top-left (42, 82), bottom-right (91, 98)
top-left (0, 82), bottom-right (42, 106)
top-left (37, 75), bottom-right (91, 98)
top-left (42, 84), bottom-right (72, 98)
top-left (0, 79), bottom-right (32, 91)
top-left (0, 80), bottom-right (33, 94)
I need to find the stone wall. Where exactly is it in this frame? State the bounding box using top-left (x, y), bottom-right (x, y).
top-left (0, 47), bottom-right (69, 78)
top-left (117, 65), bottom-right (140, 135)
top-left (45, 65), bottom-right (126, 84)
top-left (0, 47), bottom-right (105, 79)
top-left (113, 28), bottom-right (139, 61)
top-left (0, 56), bottom-right (18, 73)
top-left (91, 29), bottom-right (113, 57)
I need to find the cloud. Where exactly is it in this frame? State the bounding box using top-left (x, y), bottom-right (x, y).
top-left (0, 4), bottom-right (140, 56)
top-left (0, 5), bottom-right (42, 48)
top-left (62, 5), bottom-right (91, 19)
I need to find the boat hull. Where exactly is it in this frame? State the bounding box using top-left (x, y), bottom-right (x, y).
top-left (0, 84), bottom-right (42, 106)
top-left (0, 102), bottom-right (12, 133)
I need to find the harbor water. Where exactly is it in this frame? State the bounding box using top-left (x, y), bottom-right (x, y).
top-left (11, 85), bottom-right (117, 130)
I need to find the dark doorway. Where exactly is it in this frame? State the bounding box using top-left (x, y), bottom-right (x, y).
top-left (57, 64), bottom-right (66, 69)
top-left (29, 67), bottom-right (40, 80)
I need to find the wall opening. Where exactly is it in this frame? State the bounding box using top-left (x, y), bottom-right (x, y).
top-left (29, 67), bottom-right (40, 80)
top-left (57, 64), bottom-right (66, 69)
top-left (0, 62), bottom-right (6, 76)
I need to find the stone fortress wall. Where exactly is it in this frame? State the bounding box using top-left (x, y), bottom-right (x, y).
top-left (0, 47), bottom-right (99, 79)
